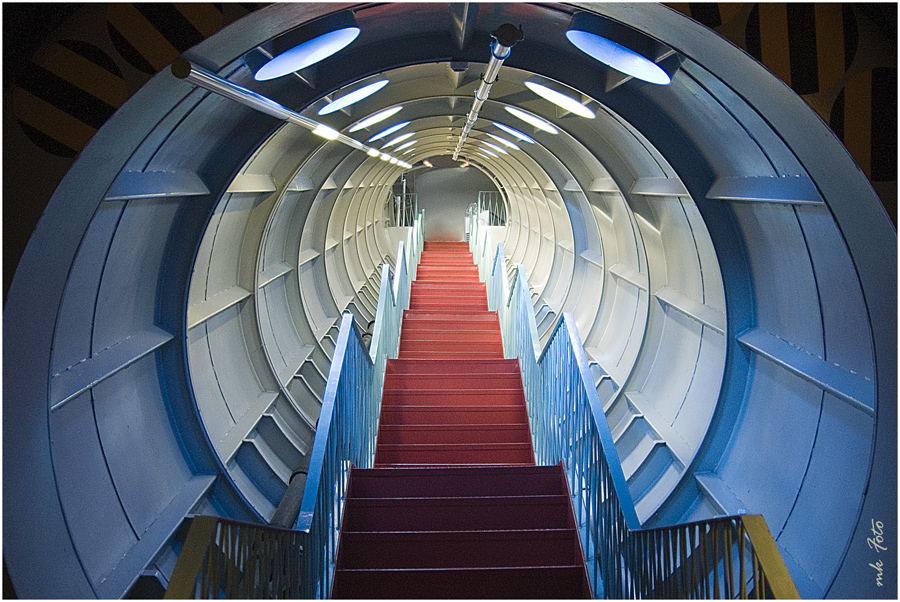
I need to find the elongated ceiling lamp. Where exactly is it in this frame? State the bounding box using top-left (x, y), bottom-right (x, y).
top-left (566, 11), bottom-right (675, 85)
top-left (255, 11), bottom-right (360, 80)
top-left (318, 79), bottom-right (388, 115)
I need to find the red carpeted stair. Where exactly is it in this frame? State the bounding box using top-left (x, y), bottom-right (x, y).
top-left (331, 242), bottom-right (591, 598)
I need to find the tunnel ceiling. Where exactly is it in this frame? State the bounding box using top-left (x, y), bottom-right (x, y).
top-left (4, 3), bottom-right (895, 600)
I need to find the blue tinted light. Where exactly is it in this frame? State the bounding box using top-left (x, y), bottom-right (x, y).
top-left (368, 121), bottom-right (410, 142)
top-left (255, 27), bottom-right (360, 81)
top-left (493, 122), bottom-right (536, 144)
top-left (318, 80), bottom-right (389, 115)
top-left (566, 29), bottom-right (671, 85)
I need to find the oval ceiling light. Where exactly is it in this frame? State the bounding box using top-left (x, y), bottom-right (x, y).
top-left (318, 79), bottom-right (388, 115)
top-left (525, 81), bottom-right (595, 118)
top-left (368, 120), bottom-right (410, 142)
top-left (482, 141), bottom-right (508, 155)
top-left (255, 24), bottom-right (360, 81)
top-left (396, 139), bottom-right (416, 151)
top-left (349, 106), bottom-right (402, 132)
top-left (486, 133), bottom-right (520, 150)
top-left (565, 11), bottom-right (673, 85)
top-left (480, 148), bottom-right (499, 158)
top-left (382, 132), bottom-right (414, 148)
top-left (505, 107), bottom-right (559, 134)
top-left (493, 121), bottom-right (535, 144)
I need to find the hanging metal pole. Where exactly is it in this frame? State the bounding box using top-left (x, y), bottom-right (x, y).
top-left (452, 24), bottom-right (524, 160)
top-left (171, 58), bottom-right (412, 168)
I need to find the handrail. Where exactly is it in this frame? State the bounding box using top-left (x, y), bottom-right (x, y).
top-left (295, 213), bottom-right (420, 598)
top-left (165, 214), bottom-right (422, 599)
top-left (482, 238), bottom-right (799, 599)
top-left (164, 516), bottom-right (304, 599)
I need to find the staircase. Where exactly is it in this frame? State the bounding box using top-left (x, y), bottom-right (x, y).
top-left (332, 242), bottom-right (591, 598)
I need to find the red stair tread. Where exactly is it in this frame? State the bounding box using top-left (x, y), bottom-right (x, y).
top-left (332, 565), bottom-right (591, 599)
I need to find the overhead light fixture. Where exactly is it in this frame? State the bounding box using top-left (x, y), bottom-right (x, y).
top-left (565, 11), bottom-right (673, 85)
top-left (525, 81), bottom-right (595, 118)
top-left (255, 12), bottom-right (360, 81)
top-left (460, 162), bottom-right (470, 168)
top-left (396, 140), bottom-right (416, 151)
top-left (349, 106), bottom-right (403, 132)
top-left (482, 141), bottom-right (508, 155)
top-left (312, 124), bottom-right (341, 140)
top-left (505, 107), bottom-right (559, 134)
top-left (480, 148), bottom-right (499, 158)
top-left (367, 147), bottom-right (381, 157)
top-left (318, 79), bottom-right (389, 115)
top-left (382, 132), bottom-right (414, 148)
top-left (486, 133), bottom-right (520, 150)
top-left (493, 121), bottom-right (536, 143)
top-left (368, 120), bottom-right (410, 142)
top-left (379, 153), bottom-right (391, 161)
top-left (423, 160), bottom-right (433, 168)
top-left (389, 157), bottom-right (399, 164)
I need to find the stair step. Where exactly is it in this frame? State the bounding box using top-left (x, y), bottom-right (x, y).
top-left (335, 529), bottom-right (582, 569)
top-left (398, 350), bottom-right (504, 360)
top-left (374, 442), bottom-right (535, 465)
top-left (384, 372), bottom-right (524, 390)
top-left (403, 309), bottom-right (500, 318)
top-left (397, 341), bottom-right (504, 355)
top-left (332, 565), bottom-right (591, 599)
top-left (348, 466), bottom-right (566, 498)
top-left (398, 330), bottom-right (503, 343)
top-left (342, 494), bottom-right (573, 531)
top-left (379, 405), bottom-right (528, 425)
top-left (401, 322), bottom-right (500, 333)
top-left (382, 389), bottom-right (526, 406)
top-left (386, 358), bottom-right (518, 375)
top-left (408, 300), bottom-right (489, 310)
top-left (376, 424), bottom-right (531, 444)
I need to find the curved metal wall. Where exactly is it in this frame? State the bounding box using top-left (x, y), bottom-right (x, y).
top-left (4, 3), bottom-right (894, 599)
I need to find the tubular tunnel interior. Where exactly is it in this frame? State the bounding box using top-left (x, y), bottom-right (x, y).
top-left (3, 3), bottom-right (896, 599)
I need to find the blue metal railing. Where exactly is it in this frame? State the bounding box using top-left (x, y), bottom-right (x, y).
top-left (475, 236), bottom-right (798, 599)
top-left (294, 214), bottom-right (421, 598)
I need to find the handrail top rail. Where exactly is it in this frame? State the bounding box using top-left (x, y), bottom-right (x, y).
top-left (298, 236), bottom-right (409, 532)
top-left (496, 244), bottom-right (641, 529)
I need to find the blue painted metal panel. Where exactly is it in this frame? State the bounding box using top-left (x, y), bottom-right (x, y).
top-left (95, 475), bottom-right (216, 599)
top-left (794, 204), bottom-right (876, 379)
top-left (93, 354), bottom-right (194, 537)
top-left (706, 175), bottom-right (824, 205)
top-left (92, 197), bottom-right (181, 355)
top-left (104, 170), bottom-right (210, 201)
top-left (50, 326), bottom-right (174, 411)
top-left (738, 327), bottom-right (875, 415)
top-left (50, 201), bottom-right (125, 378)
top-left (777, 393), bottom-right (874, 596)
top-left (206, 304), bottom-right (263, 425)
top-left (730, 203), bottom-right (823, 355)
top-left (717, 359), bottom-right (822, 533)
top-left (50, 391), bottom-right (137, 587)
top-left (187, 324), bottom-right (237, 446)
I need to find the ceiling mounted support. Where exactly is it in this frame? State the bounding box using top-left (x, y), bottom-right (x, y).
top-left (452, 23), bottom-right (523, 160)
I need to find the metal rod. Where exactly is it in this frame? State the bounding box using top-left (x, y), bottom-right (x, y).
top-left (452, 24), bottom-right (523, 160)
top-left (171, 58), bottom-right (412, 168)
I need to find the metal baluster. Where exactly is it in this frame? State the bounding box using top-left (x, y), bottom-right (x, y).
top-left (723, 521), bottom-right (734, 599)
top-left (740, 520), bottom-right (747, 599)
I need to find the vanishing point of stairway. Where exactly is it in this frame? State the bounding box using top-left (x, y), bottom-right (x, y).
top-left (332, 242), bottom-right (591, 598)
